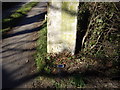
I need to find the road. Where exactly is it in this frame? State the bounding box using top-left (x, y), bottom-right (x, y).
top-left (1, 2), bottom-right (47, 88)
top-left (2, 1), bottom-right (36, 19)
top-left (2, 2), bottom-right (27, 19)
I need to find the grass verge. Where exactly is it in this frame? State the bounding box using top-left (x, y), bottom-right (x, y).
top-left (1, 2), bottom-right (38, 34)
top-left (35, 20), bottom-right (47, 71)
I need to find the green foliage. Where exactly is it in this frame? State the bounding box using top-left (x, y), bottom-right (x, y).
top-left (11, 13), bottom-right (23, 18)
top-left (35, 21), bottom-right (47, 71)
top-left (53, 81), bottom-right (63, 88)
top-left (16, 2), bottom-right (38, 14)
top-left (3, 18), bottom-right (13, 22)
top-left (44, 66), bottom-right (51, 74)
top-left (72, 75), bottom-right (85, 87)
top-left (80, 3), bottom-right (119, 62)
top-left (76, 3), bottom-right (120, 77)
top-left (0, 27), bottom-right (10, 33)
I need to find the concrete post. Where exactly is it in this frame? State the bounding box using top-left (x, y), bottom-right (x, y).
top-left (47, 0), bottom-right (79, 55)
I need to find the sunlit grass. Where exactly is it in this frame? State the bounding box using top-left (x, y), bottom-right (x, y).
top-left (2, 2), bottom-right (38, 34)
top-left (16, 2), bottom-right (38, 14)
top-left (35, 20), bottom-right (47, 71)
top-left (10, 13), bottom-right (23, 18)
top-left (3, 18), bottom-right (13, 23)
top-left (0, 27), bottom-right (11, 33)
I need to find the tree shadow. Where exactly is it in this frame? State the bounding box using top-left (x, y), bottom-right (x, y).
top-left (2, 11), bottom-right (47, 39)
top-left (2, 4), bottom-right (47, 88)
top-left (2, 66), bottom-right (103, 89)
top-left (2, 46), bottom-right (37, 88)
top-left (49, 3), bottom-right (77, 16)
top-left (2, 2), bottom-right (26, 19)
top-left (14, 11), bottom-right (47, 27)
top-left (2, 38), bottom-right (38, 49)
top-left (75, 2), bottom-right (90, 54)
top-left (3, 64), bottom-right (119, 89)
top-left (2, 22), bottom-right (47, 89)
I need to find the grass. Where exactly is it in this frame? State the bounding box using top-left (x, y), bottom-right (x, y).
top-left (35, 20), bottom-right (47, 71)
top-left (34, 75), bottom-right (85, 88)
top-left (72, 75), bottom-right (85, 87)
top-left (1, 2), bottom-right (38, 34)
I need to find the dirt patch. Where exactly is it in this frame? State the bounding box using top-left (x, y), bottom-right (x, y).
top-left (27, 51), bottom-right (120, 88)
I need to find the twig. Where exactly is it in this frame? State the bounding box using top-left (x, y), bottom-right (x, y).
top-left (97, 45), bottom-right (102, 53)
top-left (93, 15), bottom-right (100, 21)
top-left (90, 32), bottom-right (103, 50)
top-left (82, 2), bottom-right (98, 47)
top-left (103, 24), bottom-right (114, 41)
top-left (106, 25), bottom-right (114, 35)
top-left (113, 3), bottom-right (119, 11)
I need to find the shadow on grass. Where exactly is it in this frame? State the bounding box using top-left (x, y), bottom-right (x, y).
top-left (2, 66), bottom-right (100, 88)
top-left (2, 16), bottom-right (47, 89)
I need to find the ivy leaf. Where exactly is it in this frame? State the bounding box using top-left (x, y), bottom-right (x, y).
top-left (97, 19), bottom-right (103, 23)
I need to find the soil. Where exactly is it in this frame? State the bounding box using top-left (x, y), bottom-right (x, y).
top-left (28, 51), bottom-right (120, 88)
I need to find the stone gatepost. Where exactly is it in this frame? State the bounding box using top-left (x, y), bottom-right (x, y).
top-left (47, 0), bottom-right (79, 55)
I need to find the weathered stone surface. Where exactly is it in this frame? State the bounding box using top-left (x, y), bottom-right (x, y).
top-left (47, 1), bottom-right (79, 55)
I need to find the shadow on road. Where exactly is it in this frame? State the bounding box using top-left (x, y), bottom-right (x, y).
top-left (2, 2), bottom-right (26, 19)
top-left (2, 23), bottom-right (46, 88)
top-left (2, 2), bottom-right (47, 88)
top-left (2, 11), bottom-right (47, 39)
